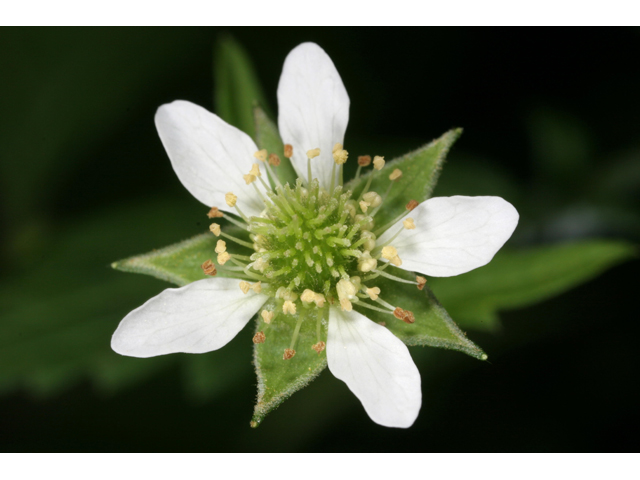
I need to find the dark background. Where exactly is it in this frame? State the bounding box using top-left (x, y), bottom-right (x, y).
top-left (1, 28), bottom-right (639, 452)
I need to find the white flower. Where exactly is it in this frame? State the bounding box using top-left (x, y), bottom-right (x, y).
top-left (111, 42), bottom-right (518, 429)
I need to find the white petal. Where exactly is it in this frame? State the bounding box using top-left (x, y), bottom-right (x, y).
top-left (111, 277), bottom-right (268, 358)
top-left (277, 43), bottom-right (350, 189)
top-left (155, 100), bottom-right (267, 217)
top-left (379, 196), bottom-right (519, 277)
top-left (327, 307), bottom-right (421, 428)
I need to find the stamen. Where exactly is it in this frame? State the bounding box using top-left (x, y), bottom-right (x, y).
top-left (370, 268), bottom-right (417, 284)
top-left (207, 206), bottom-right (224, 218)
top-left (358, 155), bottom-right (372, 166)
top-left (373, 156), bottom-right (385, 170)
top-left (209, 223), bottom-right (221, 236)
top-left (220, 231), bottom-right (254, 249)
top-left (249, 164), bottom-right (261, 177)
top-left (416, 276), bottom-right (427, 290)
top-left (225, 193), bottom-right (237, 207)
top-left (261, 309), bottom-right (274, 323)
top-left (254, 149), bottom-right (268, 162)
top-left (393, 307), bottom-right (415, 324)
top-left (282, 300), bottom-right (297, 315)
top-left (365, 286), bottom-right (380, 300)
top-left (283, 348), bottom-right (296, 360)
top-left (215, 240), bottom-right (227, 254)
top-left (284, 144), bottom-right (293, 159)
top-left (201, 259), bottom-right (217, 276)
top-left (239, 281), bottom-right (252, 294)
top-left (403, 217), bottom-right (416, 229)
top-left (406, 199), bottom-right (419, 211)
top-left (268, 153), bottom-right (281, 166)
top-left (217, 251), bottom-right (231, 265)
top-left (357, 252), bottom-right (377, 272)
top-left (362, 191), bottom-right (382, 208)
top-left (243, 173), bottom-right (257, 184)
top-left (253, 331), bottom-right (266, 344)
top-left (312, 341), bottom-right (326, 354)
top-left (389, 168), bottom-right (403, 181)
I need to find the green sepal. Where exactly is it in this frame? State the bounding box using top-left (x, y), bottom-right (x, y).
top-left (253, 106), bottom-right (298, 186)
top-left (356, 270), bottom-right (487, 361)
top-left (429, 240), bottom-right (637, 331)
top-left (111, 226), bottom-right (252, 286)
top-left (251, 299), bottom-right (328, 427)
top-left (344, 128), bottom-right (462, 228)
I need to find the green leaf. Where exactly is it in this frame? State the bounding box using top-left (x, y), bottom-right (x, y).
top-left (344, 128), bottom-right (462, 229)
top-left (112, 226), bottom-right (252, 286)
top-left (355, 271), bottom-right (487, 361)
top-left (251, 299), bottom-right (328, 427)
top-left (253, 106), bottom-right (298, 186)
top-left (214, 35), bottom-right (268, 138)
top-left (429, 240), bottom-right (637, 331)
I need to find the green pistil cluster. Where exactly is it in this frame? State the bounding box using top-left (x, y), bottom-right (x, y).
top-left (248, 178), bottom-right (371, 299)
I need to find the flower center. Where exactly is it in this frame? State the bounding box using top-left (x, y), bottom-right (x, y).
top-left (249, 178), bottom-right (367, 297)
top-left (203, 144), bottom-right (424, 359)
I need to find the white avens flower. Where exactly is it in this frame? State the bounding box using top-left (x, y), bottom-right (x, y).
top-left (111, 42), bottom-right (519, 429)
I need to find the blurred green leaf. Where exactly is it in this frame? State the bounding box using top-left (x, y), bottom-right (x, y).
top-left (355, 273), bottom-right (487, 361)
top-left (254, 106), bottom-right (298, 186)
top-left (214, 35), bottom-right (268, 138)
top-left (529, 108), bottom-right (592, 182)
top-left (345, 129), bottom-right (462, 230)
top-left (430, 240), bottom-right (637, 331)
top-left (251, 299), bottom-right (328, 427)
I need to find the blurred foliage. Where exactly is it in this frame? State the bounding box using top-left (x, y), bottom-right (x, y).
top-left (1, 29), bottom-right (639, 451)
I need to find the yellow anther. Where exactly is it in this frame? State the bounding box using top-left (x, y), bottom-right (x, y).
top-left (254, 149), bottom-right (267, 162)
top-left (243, 174), bottom-right (257, 184)
top-left (300, 289), bottom-right (317, 304)
top-left (359, 200), bottom-right (370, 213)
top-left (253, 257), bottom-right (268, 272)
top-left (390, 255), bottom-right (403, 267)
top-left (249, 163), bottom-right (261, 177)
top-left (365, 287), bottom-right (381, 301)
top-left (416, 276), bottom-right (427, 290)
top-left (373, 156), bottom-right (385, 170)
top-left (261, 309), bottom-right (275, 324)
top-left (239, 281), bottom-right (252, 294)
top-left (389, 168), bottom-right (403, 181)
top-left (225, 192), bottom-right (237, 207)
top-left (284, 144), bottom-right (293, 158)
top-left (215, 240), bottom-right (227, 254)
top-left (362, 191), bottom-right (382, 208)
top-left (268, 153), bottom-right (281, 166)
top-left (361, 231), bottom-right (377, 251)
top-left (306, 148), bottom-right (321, 160)
top-left (209, 223), bottom-right (221, 236)
top-left (333, 147), bottom-right (349, 165)
top-left (207, 206), bottom-right (224, 218)
top-left (358, 252), bottom-right (377, 273)
top-left (381, 246), bottom-right (398, 260)
top-left (252, 331), bottom-right (266, 344)
top-left (344, 202), bottom-right (357, 219)
top-left (201, 259), bottom-right (217, 276)
top-left (312, 341), bottom-right (326, 354)
top-left (283, 300), bottom-right (297, 315)
top-left (332, 143), bottom-right (343, 153)
top-left (217, 251), bottom-right (231, 265)
top-left (337, 278), bottom-right (357, 300)
top-left (358, 155), bottom-right (372, 166)
top-left (276, 287), bottom-right (298, 302)
top-left (313, 293), bottom-right (326, 308)
top-left (340, 298), bottom-right (353, 311)
top-left (251, 281), bottom-right (262, 294)
top-left (403, 217), bottom-right (416, 229)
